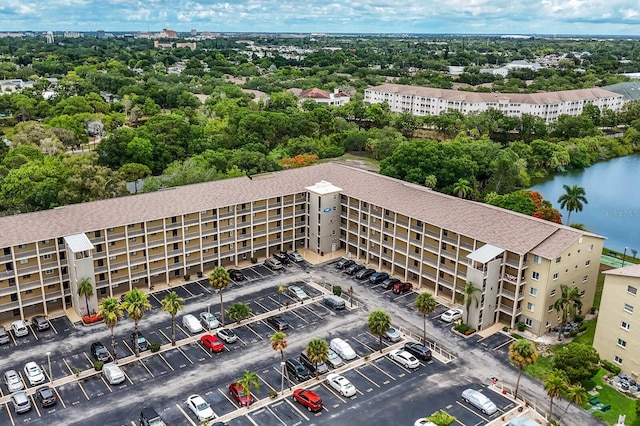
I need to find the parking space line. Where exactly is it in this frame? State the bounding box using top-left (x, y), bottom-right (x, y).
top-left (158, 353), bottom-right (175, 371)
top-left (101, 375), bottom-right (113, 392)
top-left (195, 340), bottom-right (213, 358)
top-left (138, 359), bottom-right (155, 377)
top-left (5, 400), bottom-right (15, 426)
top-left (455, 400), bottom-right (489, 423)
top-left (176, 324), bottom-right (191, 337)
top-left (351, 335), bottom-right (378, 353)
top-left (254, 300), bottom-right (271, 313)
top-left (494, 339), bottom-right (514, 351)
top-left (151, 293), bottom-right (164, 305)
top-left (196, 281), bottom-right (212, 293)
top-left (299, 305), bottom-right (325, 319)
top-left (177, 347), bottom-right (194, 364)
top-left (321, 382), bottom-right (347, 403)
top-left (77, 381), bottom-right (90, 400)
top-left (354, 368), bottom-right (380, 388)
top-left (245, 323), bottom-right (265, 340)
top-left (266, 404), bottom-right (288, 425)
top-left (182, 285), bottom-right (195, 297)
top-left (53, 386), bottom-right (66, 408)
top-left (158, 329), bottom-right (173, 344)
top-left (122, 340), bottom-right (136, 356)
top-left (258, 373), bottom-right (278, 393)
top-left (288, 309), bottom-right (310, 324)
top-left (49, 320), bottom-right (59, 334)
top-left (175, 403), bottom-right (197, 426)
top-left (30, 326), bottom-right (39, 340)
top-left (219, 387), bottom-right (239, 406)
top-left (63, 358), bottom-right (75, 375)
top-left (369, 360), bottom-right (397, 381)
top-left (245, 413), bottom-right (260, 426)
top-left (83, 351), bottom-right (94, 365)
top-left (285, 398), bottom-right (310, 421)
top-left (30, 393), bottom-right (41, 417)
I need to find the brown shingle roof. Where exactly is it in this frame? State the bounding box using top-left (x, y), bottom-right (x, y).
top-left (0, 163), bottom-right (601, 258)
top-left (298, 88), bottom-right (330, 99)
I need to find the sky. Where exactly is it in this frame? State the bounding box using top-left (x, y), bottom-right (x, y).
top-left (1, 0), bottom-right (640, 35)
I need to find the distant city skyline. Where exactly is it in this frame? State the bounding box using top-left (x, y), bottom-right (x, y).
top-left (1, 0), bottom-right (640, 35)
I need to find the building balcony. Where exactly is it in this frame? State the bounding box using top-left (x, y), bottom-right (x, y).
top-left (502, 273), bottom-right (526, 285)
top-left (13, 249), bottom-right (37, 260)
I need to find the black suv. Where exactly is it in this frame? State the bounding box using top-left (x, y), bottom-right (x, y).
top-left (90, 342), bottom-right (112, 362)
top-left (335, 258), bottom-right (354, 269)
top-left (228, 269), bottom-right (246, 281)
top-left (35, 386), bottom-right (57, 407)
top-left (404, 342), bottom-right (432, 361)
top-left (267, 316), bottom-right (289, 331)
top-left (355, 268), bottom-right (376, 280)
top-left (299, 352), bottom-right (329, 375)
top-left (344, 264), bottom-right (365, 275)
top-left (381, 277), bottom-right (401, 290)
top-left (139, 407), bottom-right (166, 426)
top-left (286, 358), bottom-right (310, 381)
top-left (273, 252), bottom-right (290, 265)
top-left (130, 332), bottom-right (149, 352)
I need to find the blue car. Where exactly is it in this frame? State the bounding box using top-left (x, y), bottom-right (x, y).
top-left (369, 272), bottom-right (389, 284)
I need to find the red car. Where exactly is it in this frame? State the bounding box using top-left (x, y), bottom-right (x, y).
top-left (229, 382), bottom-right (254, 406)
top-left (200, 334), bottom-right (225, 353)
top-left (293, 388), bottom-right (323, 412)
top-left (392, 282), bottom-right (413, 294)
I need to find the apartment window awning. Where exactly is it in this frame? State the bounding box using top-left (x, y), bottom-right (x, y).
top-left (64, 234), bottom-right (94, 253)
top-left (467, 244), bottom-right (504, 264)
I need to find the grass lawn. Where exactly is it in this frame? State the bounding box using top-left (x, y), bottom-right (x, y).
top-left (581, 369), bottom-right (640, 425)
top-left (523, 352), bottom-right (555, 381)
top-left (572, 318), bottom-right (597, 346)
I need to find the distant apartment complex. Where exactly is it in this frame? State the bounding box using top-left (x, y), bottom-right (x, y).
top-left (364, 84), bottom-right (624, 123)
top-left (593, 265), bottom-right (640, 378)
top-left (0, 163), bottom-right (603, 335)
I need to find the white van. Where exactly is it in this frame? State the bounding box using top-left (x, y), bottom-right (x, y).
top-left (103, 363), bottom-right (125, 385)
top-left (182, 314), bottom-right (203, 334)
top-left (329, 338), bottom-right (356, 360)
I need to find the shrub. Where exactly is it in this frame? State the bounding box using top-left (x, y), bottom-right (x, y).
top-left (578, 325), bottom-right (588, 333)
top-left (251, 257), bottom-right (258, 264)
top-left (569, 329), bottom-right (579, 337)
top-left (574, 314), bottom-right (584, 323)
top-left (332, 285), bottom-right (342, 296)
top-left (93, 361), bottom-right (104, 371)
top-left (197, 271), bottom-right (203, 278)
top-left (184, 274), bottom-right (190, 281)
top-left (636, 398), bottom-right (640, 417)
top-left (268, 390), bottom-right (278, 399)
top-left (516, 321), bottom-right (526, 332)
top-left (601, 360), bottom-right (621, 375)
top-left (502, 326), bottom-right (509, 332)
top-left (150, 343), bottom-right (161, 353)
top-left (590, 307), bottom-right (597, 314)
top-left (455, 323), bottom-right (470, 334)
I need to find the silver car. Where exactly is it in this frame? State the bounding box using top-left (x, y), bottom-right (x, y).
top-left (11, 391), bottom-right (32, 414)
top-left (326, 349), bottom-right (344, 368)
top-left (199, 312), bottom-right (220, 330)
top-left (461, 388), bottom-right (497, 415)
top-left (384, 326), bottom-right (402, 342)
top-left (4, 370), bottom-right (24, 393)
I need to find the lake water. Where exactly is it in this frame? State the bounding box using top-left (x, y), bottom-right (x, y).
top-left (530, 155), bottom-right (640, 253)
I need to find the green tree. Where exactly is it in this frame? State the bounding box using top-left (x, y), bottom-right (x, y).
top-left (560, 383), bottom-right (589, 421)
top-left (209, 267), bottom-right (230, 325)
top-left (557, 184), bottom-right (588, 225)
top-left (463, 282), bottom-right (480, 324)
top-left (237, 370), bottom-right (260, 400)
top-left (553, 284), bottom-right (583, 341)
top-left (367, 309), bottom-right (391, 353)
top-left (452, 178), bottom-right (472, 199)
top-left (424, 174), bottom-right (438, 189)
top-left (77, 278), bottom-right (93, 317)
top-left (277, 285), bottom-right (287, 309)
top-left (226, 302), bottom-right (252, 324)
top-left (306, 338), bottom-right (329, 379)
top-left (415, 292), bottom-right (437, 345)
top-left (121, 288), bottom-right (151, 357)
top-left (271, 331), bottom-right (288, 393)
top-left (426, 410), bottom-right (457, 426)
top-left (118, 163), bottom-right (152, 194)
top-left (544, 369), bottom-right (568, 421)
top-left (160, 291), bottom-right (184, 346)
top-left (508, 339), bottom-right (539, 399)
top-left (552, 343), bottom-right (600, 384)
top-left (98, 297), bottom-right (123, 362)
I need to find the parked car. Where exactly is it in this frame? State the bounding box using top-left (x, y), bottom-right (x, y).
top-left (217, 328), bottom-right (238, 344)
top-left (0, 326), bottom-right (10, 345)
top-left (404, 342), bottom-right (432, 361)
top-left (228, 269), bottom-right (246, 281)
top-left (326, 373), bottom-right (356, 397)
top-left (201, 334), bottom-right (225, 353)
top-left (335, 258), bottom-right (354, 269)
top-left (24, 362), bottom-right (45, 386)
top-left (344, 264), bottom-right (365, 275)
top-left (414, 419), bottom-right (437, 426)
top-left (355, 268), bottom-right (376, 280)
top-left (182, 314), bottom-right (203, 333)
top-left (388, 349), bottom-right (420, 369)
top-left (384, 326), bottom-right (402, 342)
top-left (186, 394), bottom-right (215, 421)
top-left (139, 406), bottom-right (166, 426)
top-left (392, 282), bottom-right (413, 294)
top-left (288, 285), bottom-right (310, 301)
top-left (10, 391), bottom-right (31, 414)
top-left (441, 308), bottom-right (464, 323)
top-left (229, 382), bottom-right (255, 406)
top-left (102, 363), bottom-right (125, 385)
top-left (91, 342), bottom-right (112, 362)
top-left (286, 358), bottom-right (311, 381)
top-left (31, 315), bottom-right (50, 331)
top-left (35, 386), bottom-right (57, 408)
top-left (4, 369), bottom-right (24, 392)
top-left (288, 252), bottom-right (304, 263)
top-left (369, 272), bottom-right (390, 284)
top-left (300, 351), bottom-right (329, 375)
top-left (11, 320), bottom-right (28, 337)
top-left (329, 338), bottom-right (356, 360)
top-left (267, 315), bottom-right (289, 331)
top-left (130, 332), bottom-right (149, 352)
top-left (264, 258), bottom-right (283, 270)
top-left (199, 311), bottom-right (221, 330)
top-left (323, 295), bottom-right (346, 310)
top-left (273, 252), bottom-right (290, 265)
top-left (381, 277), bottom-right (401, 290)
top-left (326, 349), bottom-right (344, 368)
top-left (293, 388), bottom-right (324, 412)
top-left (461, 388), bottom-right (497, 415)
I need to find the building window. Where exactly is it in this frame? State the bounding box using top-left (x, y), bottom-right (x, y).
top-left (20, 259), bottom-right (29, 264)
top-left (109, 241), bottom-right (115, 247)
top-left (624, 303), bottom-right (634, 313)
top-left (552, 273), bottom-right (558, 280)
top-left (45, 269), bottom-right (54, 275)
top-left (628, 286), bottom-right (637, 296)
top-left (527, 302), bottom-right (535, 312)
top-left (614, 356), bottom-right (623, 365)
top-left (533, 255), bottom-right (541, 264)
top-left (43, 254), bottom-right (52, 260)
top-left (532, 272), bottom-right (540, 281)
top-left (548, 305), bottom-right (553, 312)
top-left (555, 257), bottom-right (561, 263)
top-left (529, 287), bottom-right (537, 296)
top-left (550, 289), bottom-right (556, 297)
top-left (583, 275), bottom-right (588, 282)
top-left (617, 338), bottom-right (627, 348)
top-left (585, 260), bottom-right (590, 267)
top-left (18, 244), bottom-right (26, 249)
top-left (589, 244), bottom-right (594, 251)
top-left (524, 317), bottom-right (533, 327)
top-left (131, 265), bottom-right (138, 270)
top-left (129, 237), bottom-right (136, 242)
top-left (109, 255), bottom-right (116, 261)
top-left (621, 321), bottom-right (630, 330)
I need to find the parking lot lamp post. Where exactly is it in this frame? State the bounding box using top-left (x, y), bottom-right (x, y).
top-left (207, 304), bottom-right (211, 316)
top-left (46, 351), bottom-right (52, 383)
top-left (280, 361), bottom-right (285, 394)
top-left (622, 247), bottom-right (628, 267)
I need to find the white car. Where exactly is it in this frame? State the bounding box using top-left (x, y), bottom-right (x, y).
top-left (23, 362), bottom-right (45, 386)
top-left (326, 373), bottom-right (356, 397)
top-left (288, 252), bottom-right (304, 263)
top-left (414, 420), bottom-right (437, 426)
top-left (441, 308), bottom-right (464, 323)
top-left (4, 370), bottom-right (24, 392)
top-left (329, 338), bottom-right (356, 361)
top-left (388, 349), bottom-right (420, 369)
top-left (182, 314), bottom-right (203, 333)
top-left (288, 286), bottom-right (310, 301)
top-left (11, 320), bottom-right (28, 337)
top-left (217, 328), bottom-right (238, 344)
top-left (102, 363), bottom-right (125, 385)
top-left (199, 312), bottom-right (220, 330)
top-left (186, 394), bottom-right (215, 422)
top-left (461, 388), bottom-right (498, 415)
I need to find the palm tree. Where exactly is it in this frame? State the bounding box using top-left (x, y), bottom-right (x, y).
top-left (98, 297), bottom-right (123, 362)
top-left (237, 370), bottom-right (260, 400)
top-left (554, 284), bottom-right (583, 341)
top-left (367, 309), bottom-right (391, 353)
top-left (277, 285), bottom-right (287, 309)
top-left (226, 302), bottom-right (252, 324)
top-left (271, 331), bottom-right (288, 393)
top-left (424, 174), bottom-right (438, 189)
top-left (452, 178), bottom-right (472, 199)
top-left (508, 339), bottom-right (539, 399)
top-left (160, 291), bottom-right (184, 346)
top-left (463, 281), bottom-right (480, 324)
top-left (415, 292), bottom-right (437, 345)
top-left (121, 288), bottom-right (151, 357)
top-left (557, 184), bottom-right (588, 225)
top-left (560, 383), bottom-right (589, 421)
top-left (544, 369), bottom-right (568, 421)
top-left (306, 338), bottom-right (329, 379)
top-left (77, 278), bottom-right (93, 316)
top-left (209, 267), bottom-right (230, 325)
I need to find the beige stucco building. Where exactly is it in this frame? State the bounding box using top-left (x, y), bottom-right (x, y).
top-left (593, 264), bottom-right (640, 377)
